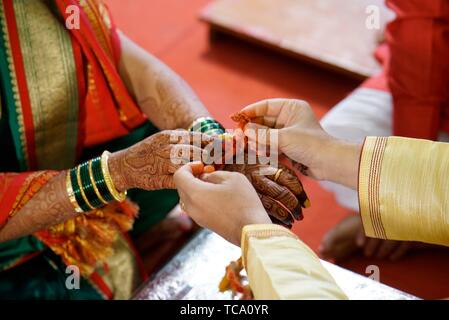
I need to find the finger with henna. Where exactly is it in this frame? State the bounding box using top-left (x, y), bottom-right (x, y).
top-left (251, 173), bottom-right (299, 213)
top-left (259, 193), bottom-right (294, 227)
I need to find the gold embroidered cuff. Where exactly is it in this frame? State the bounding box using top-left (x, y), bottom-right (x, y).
top-left (358, 136), bottom-right (388, 239)
top-left (359, 136), bottom-right (449, 246)
top-left (241, 224), bottom-right (298, 268)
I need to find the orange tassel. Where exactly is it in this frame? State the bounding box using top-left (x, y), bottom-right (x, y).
top-left (34, 200), bottom-right (138, 276)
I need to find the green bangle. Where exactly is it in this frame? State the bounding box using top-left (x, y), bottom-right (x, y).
top-left (205, 120), bottom-right (224, 130)
top-left (76, 165), bottom-right (95, 211)
top-left (88, 159), bottom-right (108, 205)
top-left (189, 117), bottom-right (225, 133)
top-left (70, 168), bottom-right (90, 212)
top-left (193, 123), bottom-right (225, 135)
top-left (198, 122), bottom-right (223, 133)
top-left (188, 117), bottom-right (216, 131)
top-left (204, 128), bottom-right (225, 136)
top-left (91, 157), bottom-right (114, 202)
top-left (79, 162), bottom-right (103, 208)
top-left (191, 122), bottom-right (216, 132)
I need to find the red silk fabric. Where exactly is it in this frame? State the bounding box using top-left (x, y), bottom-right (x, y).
top-left (364, 0), bottom-right (449, 140)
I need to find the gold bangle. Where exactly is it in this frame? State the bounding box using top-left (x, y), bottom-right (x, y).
top-left (101, 151), bottom-right (127, 202)
top-left (66, 170), bottom-right (83, 214)
top-left (88, 160), bottom-right (108, 205)
top-left (76, 165), bottom-right (95, 211)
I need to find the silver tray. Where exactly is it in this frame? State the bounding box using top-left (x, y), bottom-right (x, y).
top-left (133, 230), bottom-right (418, 300)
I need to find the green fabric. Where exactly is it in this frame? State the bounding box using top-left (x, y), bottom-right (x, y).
top-left (0, 250), bottom-right (102, 300)
top-left (0, 237), bottom-right (45, 271)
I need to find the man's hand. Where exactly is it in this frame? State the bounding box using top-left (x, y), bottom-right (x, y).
top-left (320, 215), bottom-right (415, 262)
top-left (235, 99), bottom-right (362, 189)
top-left (174, 163), bottom-right (272, 246)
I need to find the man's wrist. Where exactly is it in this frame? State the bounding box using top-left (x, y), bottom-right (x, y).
top-left (240, 209), bottom-right (272, 230)
top-left (237, 211), bottom-right (272, 247)
top-left (320, 138), bottom-right (363, 189)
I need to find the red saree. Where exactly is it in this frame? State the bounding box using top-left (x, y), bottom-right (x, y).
top-left (0, 0), bottom-right (148, 298)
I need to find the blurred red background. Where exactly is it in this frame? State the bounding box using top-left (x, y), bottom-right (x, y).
top-left (106, 0), bottom-right (449, 299)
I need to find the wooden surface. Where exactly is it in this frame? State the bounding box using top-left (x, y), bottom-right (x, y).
top-left (200, 0), bottom-right (394, 79)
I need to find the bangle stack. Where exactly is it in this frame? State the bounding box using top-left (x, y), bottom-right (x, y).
top-left (188, 117), bottom-right (225, 136)
top-left (66, 151), bottom-right (127, 213)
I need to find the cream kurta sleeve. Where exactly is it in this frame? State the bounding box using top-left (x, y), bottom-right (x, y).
top-left (241, 224), bottom-right (347, 300)
top-left (359, 136), bottom-right (449, 246)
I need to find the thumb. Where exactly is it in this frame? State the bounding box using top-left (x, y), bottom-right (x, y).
top-left (200, 171), bottom-right (238, 184)
top-left (173, 162), bottom-right (205, 191)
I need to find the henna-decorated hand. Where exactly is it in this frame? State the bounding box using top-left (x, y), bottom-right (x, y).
top-left (224, 162), bottom-right (310, 228)
top-left (109, 130), bottom-right (212, 191)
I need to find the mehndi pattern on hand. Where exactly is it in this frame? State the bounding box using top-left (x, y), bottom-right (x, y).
top-left (227, 112), bottom-right (311, 227)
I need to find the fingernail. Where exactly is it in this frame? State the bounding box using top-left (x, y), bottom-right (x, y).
top-left (303, 199), bottom-right (311, 208)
